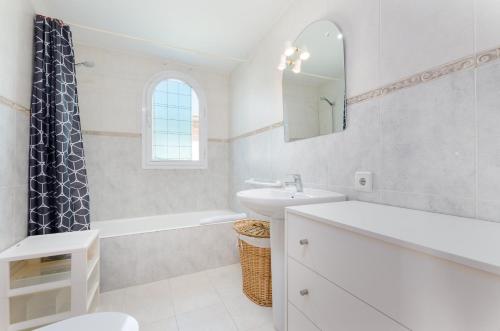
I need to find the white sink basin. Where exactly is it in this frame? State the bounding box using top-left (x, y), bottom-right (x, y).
top-left (237, 188), bottom-right (346, 219)
top-left (237, 187), bottom-right (345, 331)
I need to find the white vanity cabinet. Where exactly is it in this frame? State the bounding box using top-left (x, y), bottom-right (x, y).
top-left (284, 201), bottom-right (500, 331)
top-left (0, 230), bottom-right (100, 331)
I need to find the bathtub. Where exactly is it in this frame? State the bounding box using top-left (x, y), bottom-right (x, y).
top-left (93, 210), bottom-right (241, 291)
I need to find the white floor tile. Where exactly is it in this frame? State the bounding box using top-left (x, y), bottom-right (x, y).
top-left (247, 323), bottom-right (276, 331)
top-left (206, 264), bottom-right (242, 297)
top-left (170, 271), bottom-right (222, 314)
top-left (221, 292), bottom-right (273, 331)
top-left (141, 317), bottom-right (178, 331)
top-left (122, 279), bottom-right (175, 324)
top-left (97, 288), bottom-right (127, 312)
top-left (97, 264), bottom-right (273, 331)
top-left (176, 303), bottom-right (238, 331)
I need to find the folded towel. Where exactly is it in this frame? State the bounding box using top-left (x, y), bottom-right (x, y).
top-left (200, 213), bottom-right (247, 225)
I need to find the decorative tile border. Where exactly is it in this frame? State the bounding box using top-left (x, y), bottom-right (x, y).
top-left (82, 129), bottom-right (229, 142)
top-left (228, 121), bottom-right (284, 142)
top-left (2, 46), bottom-right (499, 142)
top-left (82, 130), bottom-right (141, 138)
top-left (208, 138), bottom-right (230, 143)
top-left (231, 45), bottom-right (500, 141)
top-left (0, 95), bottom-right (29, 113)
top-left (347, 46), bottom-right (500, 105)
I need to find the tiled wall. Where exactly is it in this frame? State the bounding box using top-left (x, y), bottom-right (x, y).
top-left (85, 134), bottom-right (229, 221)
top-left (100, 222), bottom-right (239, 291)
top-left (230, 59), bottom-right (500, 221)
top-left (0, 105), bottom-right (29, 250)
top-left (0, 0), bottom-right (33, 250)
top-left (75, 45), bottom-right (231, 221)
top-left (229, 0), bottom-right (500, 222)
top-left (75, 44), bottom-right (230, 139)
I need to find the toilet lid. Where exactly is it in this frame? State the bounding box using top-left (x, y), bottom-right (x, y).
top-left (36, 312), bottom-right (139, 331)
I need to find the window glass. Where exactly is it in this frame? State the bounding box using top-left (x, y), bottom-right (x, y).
top-left (151, 79), bottom-right (199, 161)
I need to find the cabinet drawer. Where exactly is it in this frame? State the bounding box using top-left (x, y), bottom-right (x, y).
top-left (287, 213), bottom-right (333, 271)
top-left (286, 212), bottom-right (500, 330)
top-left (288, 303), bottom-right (319, 331)
top-left (287, 257), bottom-right (406, 331)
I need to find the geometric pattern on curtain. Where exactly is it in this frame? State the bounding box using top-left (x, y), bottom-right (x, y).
top-left (28, 15), bottom-right (90, 235)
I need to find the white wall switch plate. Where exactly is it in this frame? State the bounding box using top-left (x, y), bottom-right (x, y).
top-left (355, 171), bottom-right (373, 192)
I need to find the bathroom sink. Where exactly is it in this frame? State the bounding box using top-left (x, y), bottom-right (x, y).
top-left (237, 187), bottom-right (345, 331)
top-left (237, 188), bottom-right (346, 219)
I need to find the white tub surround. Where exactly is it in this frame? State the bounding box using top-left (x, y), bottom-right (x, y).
top-left (199, 212), bottom-right (248, 225)
top-left (285, 201), bottom-right (500, 330)
top-left (94, 210), bottom-right (240, 291)
top-left (93, 210), bottom-right (237, 238)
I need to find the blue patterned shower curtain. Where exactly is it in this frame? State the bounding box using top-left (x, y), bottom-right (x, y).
top-left (28, 15), bottom-right (90, 235)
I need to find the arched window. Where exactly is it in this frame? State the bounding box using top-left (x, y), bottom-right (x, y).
top-left (143, 71), bottom-right (207, 169)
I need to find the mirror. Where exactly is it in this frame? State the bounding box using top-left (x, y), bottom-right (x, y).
top-left (281, 20), bottom-right (346, 142)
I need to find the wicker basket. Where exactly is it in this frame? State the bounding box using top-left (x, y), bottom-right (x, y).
top-left (234, 220), bottom-right (272, 307)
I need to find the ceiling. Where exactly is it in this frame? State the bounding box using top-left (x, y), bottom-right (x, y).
top-left (32, 0), bottom-right (294, 73)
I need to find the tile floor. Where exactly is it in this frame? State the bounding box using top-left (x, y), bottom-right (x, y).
top-left (97, 264), bottom-right (275, 331)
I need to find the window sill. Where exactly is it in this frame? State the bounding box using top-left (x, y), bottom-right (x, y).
top-left (142, 160), bottom-right (208, 170)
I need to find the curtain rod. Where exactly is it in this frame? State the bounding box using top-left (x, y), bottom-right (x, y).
top-left (49, 17), bottom-right (248, 63)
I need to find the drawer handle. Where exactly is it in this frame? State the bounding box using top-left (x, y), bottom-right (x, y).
top-left (300, 289), bottom-right (309, 296)
top-left (299, 239), bottom-right (309, 245)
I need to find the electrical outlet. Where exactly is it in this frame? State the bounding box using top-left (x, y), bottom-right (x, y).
top-left (355, 171), bottom-right (373, 192)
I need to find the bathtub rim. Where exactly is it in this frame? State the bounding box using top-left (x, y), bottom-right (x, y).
top-left (92, 209), bottom-right (239, 238)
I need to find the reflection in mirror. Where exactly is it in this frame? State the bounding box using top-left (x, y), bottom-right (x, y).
top-left (280, 20), bottom-right (346, 142)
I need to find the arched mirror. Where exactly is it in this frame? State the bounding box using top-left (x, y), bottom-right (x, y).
top-left (280, 20), bottom-right (346, 142)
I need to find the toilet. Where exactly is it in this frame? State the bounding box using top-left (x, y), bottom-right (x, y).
top-left (35, 312), bottom-right (139, 331)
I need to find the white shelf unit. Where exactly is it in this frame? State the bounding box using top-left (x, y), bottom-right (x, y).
top-left (0, 230), bottom-right (100, 331)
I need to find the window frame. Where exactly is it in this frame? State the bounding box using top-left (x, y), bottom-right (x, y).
top-left (142, 71), bottom-right (208, 169)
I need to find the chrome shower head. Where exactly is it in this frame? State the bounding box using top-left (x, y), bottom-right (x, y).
top-left (320, 96), bottom-right (334, 106)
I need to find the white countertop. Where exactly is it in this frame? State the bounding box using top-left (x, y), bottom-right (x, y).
top-left (0, 230), bottom-right (100, 261)
top-left (286, 201), bottom-right (500, 276)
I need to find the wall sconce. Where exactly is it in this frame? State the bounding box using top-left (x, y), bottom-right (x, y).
top-left (277, 43), bottom-right (310, 73)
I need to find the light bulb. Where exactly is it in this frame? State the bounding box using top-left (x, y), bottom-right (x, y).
top-left (284, 46), bottom-right (296, 57)
top-left (292, 59), bottom-right (302, 74)
top-left (283, 41), bottom-right (295, 57)
top-left (300, 50), bottom-right (310, 60)
top-left (277, 55), bottom-right (287, 71)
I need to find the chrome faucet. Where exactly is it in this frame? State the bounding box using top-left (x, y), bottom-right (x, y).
top-left (284, 174), bottom-right (303, 192)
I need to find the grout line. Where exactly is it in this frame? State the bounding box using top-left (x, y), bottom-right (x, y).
top-left (473, 0), bottom-right (479, 218)
top-left (474, 65), bottom-right (479, 218)
top-left (166, 278), bottom-right (181, 331)
top-left (210, 276), bottom-right (241, 330)
top-left (378, 0), bottom-right (382, 91)
top-left (377, 92), bottom-right (383, 204)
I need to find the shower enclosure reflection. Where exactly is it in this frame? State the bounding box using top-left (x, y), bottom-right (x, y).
top-left (281, 20), bottom-right (346, 142)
